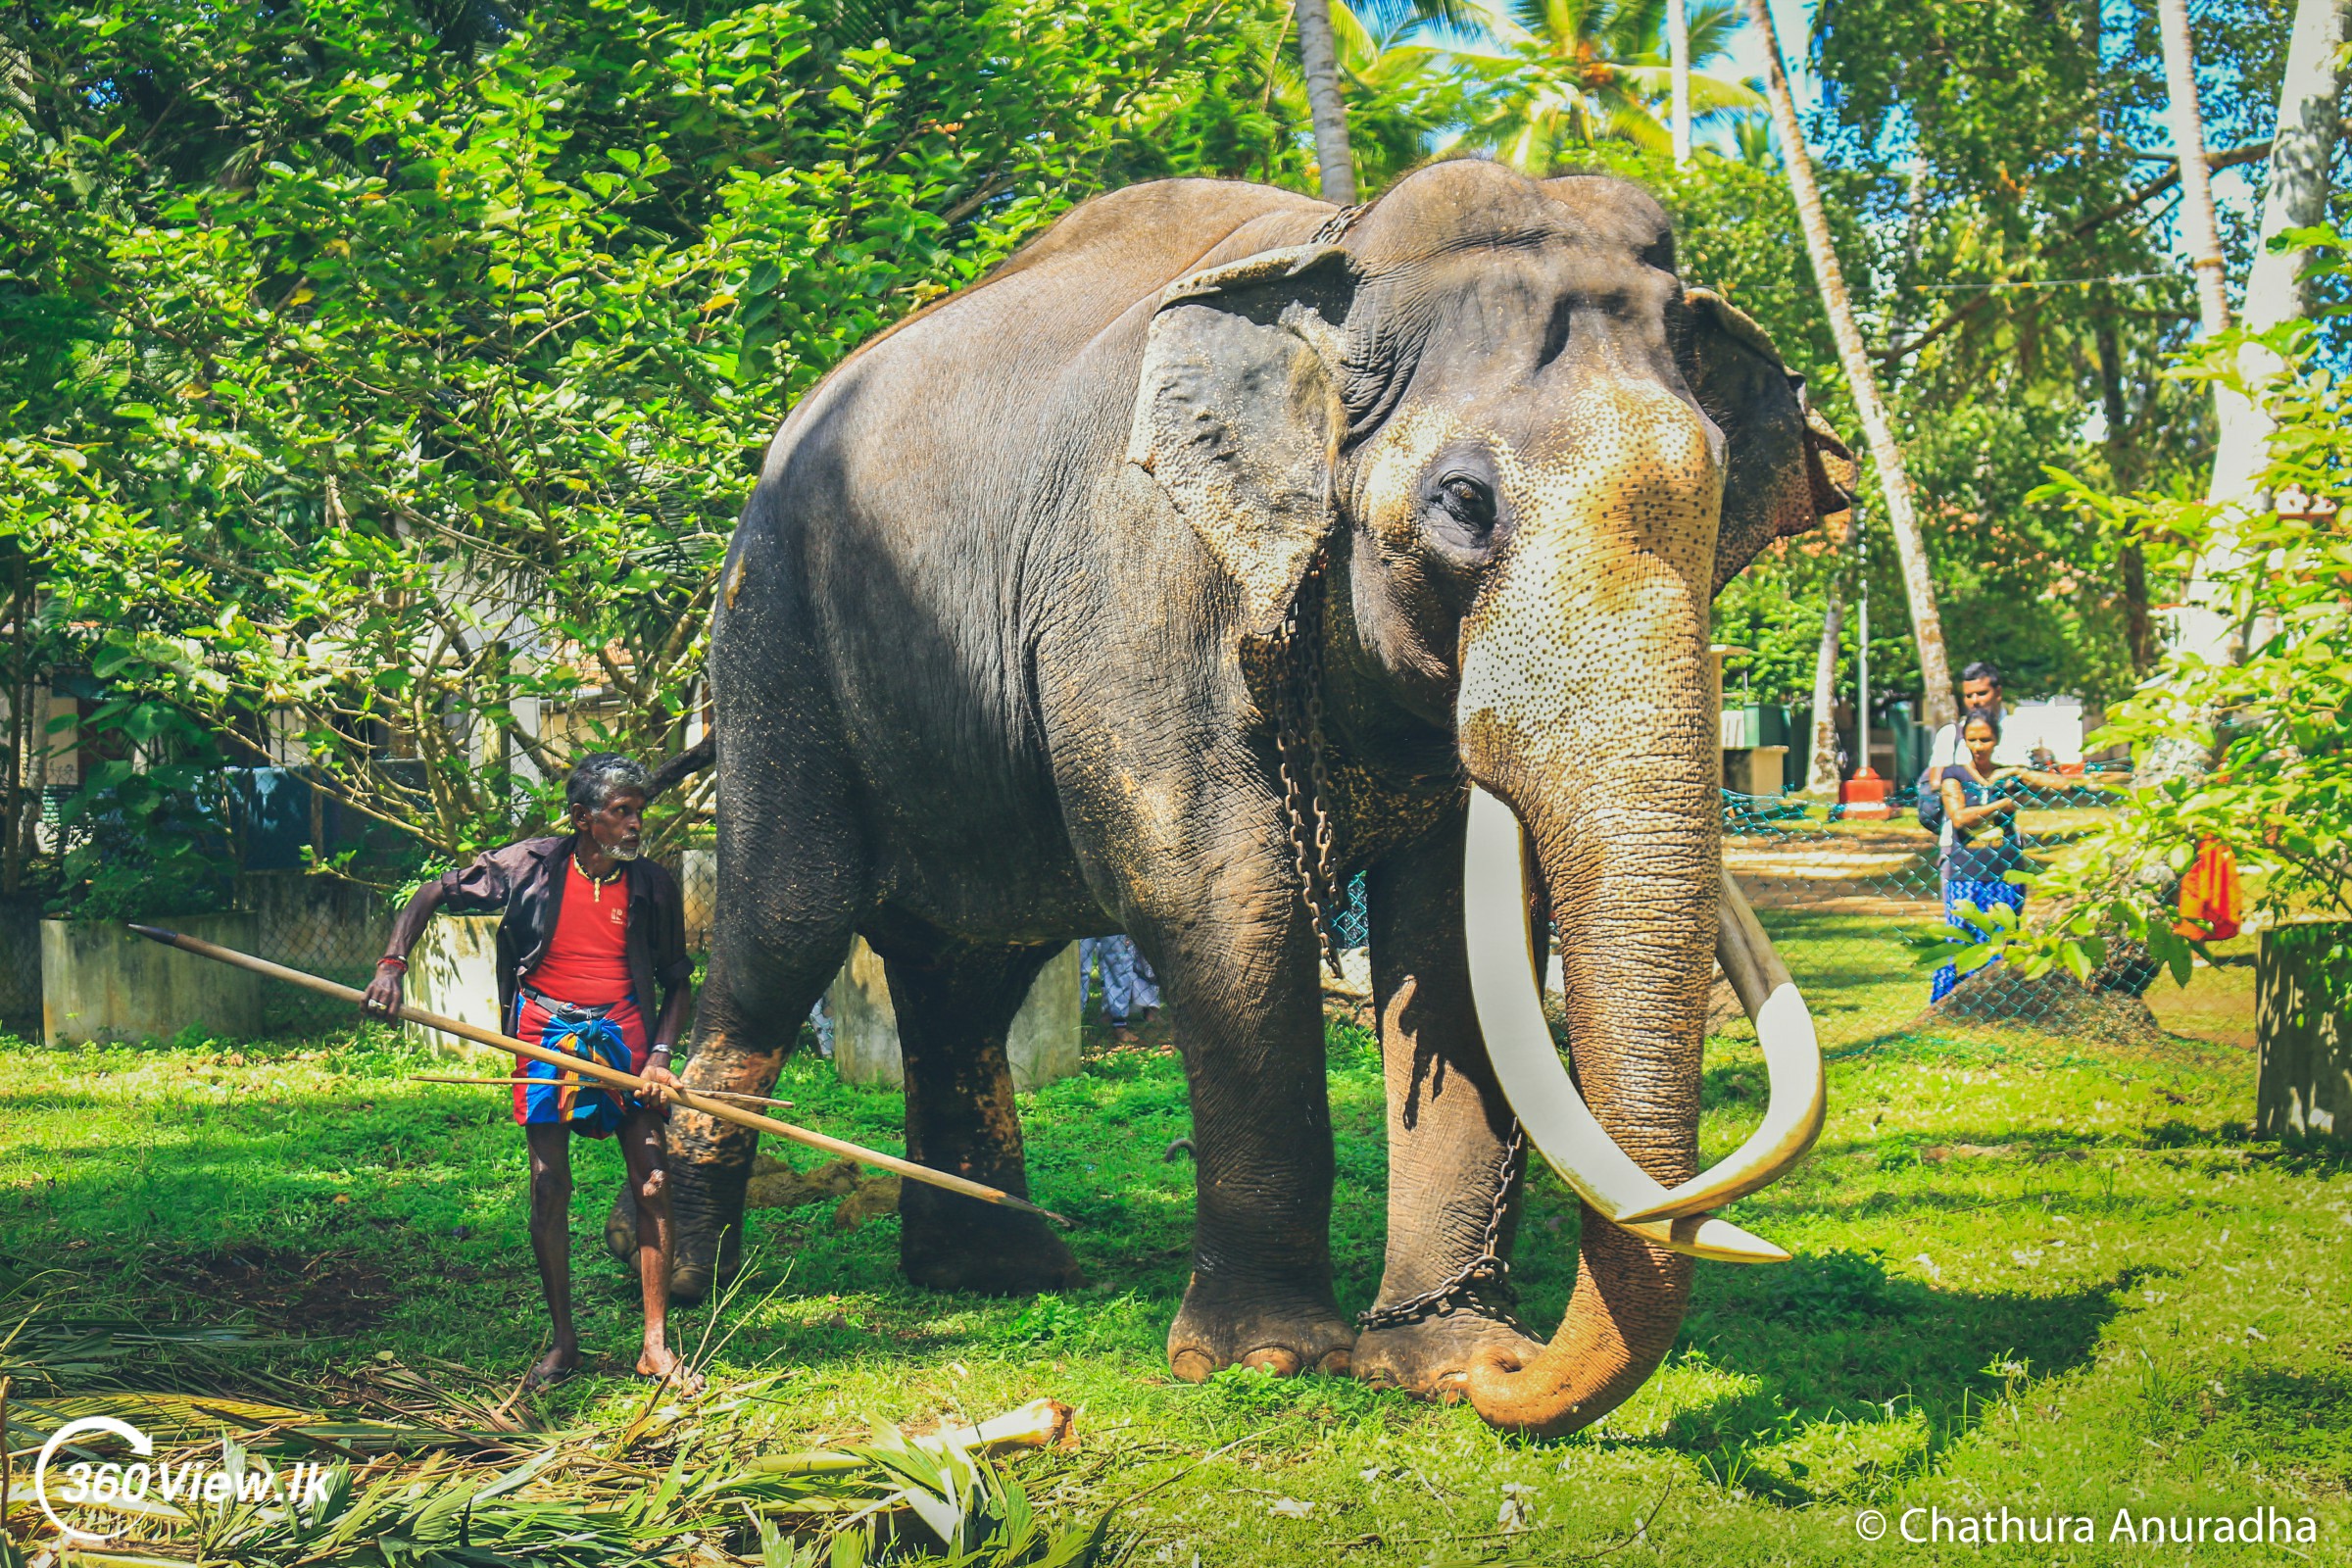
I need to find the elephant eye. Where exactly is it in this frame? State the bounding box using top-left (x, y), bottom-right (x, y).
top-left (1437, 473), bottom-right (1495, 536)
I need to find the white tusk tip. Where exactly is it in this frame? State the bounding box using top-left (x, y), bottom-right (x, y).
top-left (1617, 1212), bottom-right (1790, 1264)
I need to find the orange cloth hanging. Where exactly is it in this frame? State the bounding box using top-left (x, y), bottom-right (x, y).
top-left (2174, 839), bottom-right (2242, 942)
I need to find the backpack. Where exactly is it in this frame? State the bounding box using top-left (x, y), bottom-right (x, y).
top-left (1915, 766), bottom-right (1945, 834)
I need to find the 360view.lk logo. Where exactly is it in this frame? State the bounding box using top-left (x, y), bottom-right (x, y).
top-left (35, 1416), bottom-right (335, 1544)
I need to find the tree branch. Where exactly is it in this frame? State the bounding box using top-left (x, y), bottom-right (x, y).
top-left (1875, 140), bottom-right (2273, 368)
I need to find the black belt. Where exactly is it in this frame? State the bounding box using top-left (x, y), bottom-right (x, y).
top-left (520, 986), bottom-right (619, 1025)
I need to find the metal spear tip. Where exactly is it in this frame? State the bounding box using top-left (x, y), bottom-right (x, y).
top-left (127, 924), bottom-right (181, 945)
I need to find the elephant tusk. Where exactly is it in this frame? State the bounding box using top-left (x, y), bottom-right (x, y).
top-left (1618, 1211), bottom-right (1789, 1264)
top-left (1463, 787), bottom-right (1788, 1264)
top-left (1613, 871), bottom-right (1827, 1225)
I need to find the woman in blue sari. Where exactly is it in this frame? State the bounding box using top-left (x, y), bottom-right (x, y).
top-left (1931, 706), bottom-right (2067, 1002)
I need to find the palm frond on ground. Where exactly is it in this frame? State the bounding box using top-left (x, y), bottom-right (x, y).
top-left (3, 1285), bottom-right (1100, 1567)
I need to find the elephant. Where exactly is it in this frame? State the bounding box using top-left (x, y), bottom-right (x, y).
top-left (656, 159), bottom-right (1854, 1437)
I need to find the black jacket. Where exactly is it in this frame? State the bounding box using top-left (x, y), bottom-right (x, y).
top-left (434, 835), bottom-right (693, 1023)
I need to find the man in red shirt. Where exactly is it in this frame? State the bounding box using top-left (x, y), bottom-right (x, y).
top-left (364, 755), bottom-right (698, 1392)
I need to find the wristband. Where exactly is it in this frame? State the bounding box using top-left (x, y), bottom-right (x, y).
top-left (651, 1043), bottom-right (675, 1056)
top-left (375, 956), bottom-right (409, 973)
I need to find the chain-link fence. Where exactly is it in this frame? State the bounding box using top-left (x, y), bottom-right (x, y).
top-left (1720, 781), bottom-right (2144, 1049)
top-left (1313, 782), bottom-right (2139, 1052)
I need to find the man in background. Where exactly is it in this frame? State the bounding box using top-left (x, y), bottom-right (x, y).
top-left (1929, 662), bottom-right (2053, 772)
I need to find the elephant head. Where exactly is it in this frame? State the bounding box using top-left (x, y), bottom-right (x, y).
top-left (1129, 162), bottom-right (1852, 1436)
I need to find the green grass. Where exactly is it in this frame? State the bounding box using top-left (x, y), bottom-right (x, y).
top-left (3, 996), bottom-right (2347, 1565)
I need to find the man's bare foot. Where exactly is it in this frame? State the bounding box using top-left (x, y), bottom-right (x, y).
top-left (523, 1344), bottom-right (582, 1390)
top-left (635, 1343), bottom-right (706, 1396)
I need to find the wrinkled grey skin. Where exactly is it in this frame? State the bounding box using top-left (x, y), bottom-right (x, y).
top-left (658, 161), bottom-right (1848, 1431)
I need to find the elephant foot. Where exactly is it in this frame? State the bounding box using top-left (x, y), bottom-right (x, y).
top-left (668, 1219), bottom-right (745, 1305)
top-left (1166, 1277), bottom-right (1355, 1381)
top-left (902, 1205), bottom-right (1085, 1296)
top-left (1351, 1295), bottom-right (1543, 1401)
top-left (604, 1182), bottom-right (639, 1267)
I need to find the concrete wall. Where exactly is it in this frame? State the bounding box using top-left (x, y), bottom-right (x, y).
top-left (243, 870), bottom-right (389, 978)
top-left (405, 914), bottom-right (507, 1060)
top-left (42, 913), bottom-right (264, 1046)
top-left (829, 937), bottom-right (1081, 1094)
top-left (2256, 922), bottom-right (2351, 1145)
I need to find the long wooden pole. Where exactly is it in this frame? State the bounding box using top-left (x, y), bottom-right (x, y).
top-left (128, 924), bottom-right (1071, 1227)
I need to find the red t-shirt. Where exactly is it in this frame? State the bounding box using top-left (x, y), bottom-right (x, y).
top-left (521, 856), bottom-right (633, 1005)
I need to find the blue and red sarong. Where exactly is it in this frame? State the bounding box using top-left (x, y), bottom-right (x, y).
top-left (509, 993), bottom-right (650, 1138)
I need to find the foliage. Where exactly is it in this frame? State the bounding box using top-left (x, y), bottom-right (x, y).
top-left (1258, 2), bottom-right (1485, 195)
top-left (0, 0), bottom-right (1304, 876)
top-left (1991, 294), bottom-right (2352, 988)
top-left (1446, 0), bottom-right (1760, 166)
top-left (1785, 0), bottom-right (2304, 710)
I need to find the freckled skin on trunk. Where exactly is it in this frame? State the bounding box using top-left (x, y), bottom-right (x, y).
top-left (1451, 378), bottom-right (1721, 1436)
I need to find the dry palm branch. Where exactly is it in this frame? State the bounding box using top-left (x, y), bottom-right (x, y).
top-left (126, 925), bottom-right (1070, 1228)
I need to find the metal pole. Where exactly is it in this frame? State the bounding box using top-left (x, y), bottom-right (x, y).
top-left (1855, 510), bottom-right (1872, 777)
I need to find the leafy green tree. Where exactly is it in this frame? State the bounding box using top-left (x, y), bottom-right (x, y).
top-left (1970, 305), bottom-right (2352, 986)
top-left (0, 0), bottom-right (1303, 887)
top-left (1260, 0), bottom-right (1483, 194)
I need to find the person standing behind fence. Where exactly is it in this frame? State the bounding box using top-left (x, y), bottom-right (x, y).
top-left (362, 754), bottom-right (700, 1393)
top-left (1931, 708), bottom-right (2070, 1002)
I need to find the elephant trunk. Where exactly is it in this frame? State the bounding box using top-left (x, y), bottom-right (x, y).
top-left (1452, 383), bottom-right (1722, 1436)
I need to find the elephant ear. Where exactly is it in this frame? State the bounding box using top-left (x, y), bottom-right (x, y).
top-left (1683, 288), bottom-right (1858, 590)
top-left (1126, 244), bottom-right (1355, 634)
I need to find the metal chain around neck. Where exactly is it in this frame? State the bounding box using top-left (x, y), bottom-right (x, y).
top-left (1355, 1124), bottom-right (1527, 1332)
top-left (1276, 551), bottom-right (1346, 978)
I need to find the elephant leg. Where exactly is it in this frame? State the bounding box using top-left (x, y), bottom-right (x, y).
top-left (1158, 894), bottom-right (1354, 1381)
top-left (666, 872), bottom-right (860, 1299)
top-left (1351, 814), bottom-right (1545, 1399)
top-left (879, 938), bottom-right (1084, 1295)
top-left (662, 640), bottom-right (868, 1300)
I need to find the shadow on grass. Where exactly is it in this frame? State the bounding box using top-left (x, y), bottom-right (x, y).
top-left (1655, 1247), bottom-right (2141, 1502)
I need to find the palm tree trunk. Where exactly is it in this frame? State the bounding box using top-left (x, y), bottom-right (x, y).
top-left (1668, 0), bottom-right (1691, 166)
top-left (2094, 324), bottom-right (2155, 674)
top-left (2155, 0), bottom-right (2231, 338)
top-left (2171, 0), bottom-right (2341, 662)
top-left (1744, 0), bottom-right (1957, 730)
top-left (1295, 0), bottom-right (1357, 204)
top-left (1805, 584), bottom-right (1844, 794)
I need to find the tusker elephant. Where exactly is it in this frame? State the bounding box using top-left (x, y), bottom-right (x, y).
top-left (661, 160), bottom-right (1854, 1436)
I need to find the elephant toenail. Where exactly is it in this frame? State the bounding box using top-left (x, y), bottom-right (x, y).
top-left (1241, 1348), bottom-right (1300, 1376)
top-left (1316, 1348), bottom-right (1352, 1377)
top-left (1170, 1349), bottom-right (1215, 1383)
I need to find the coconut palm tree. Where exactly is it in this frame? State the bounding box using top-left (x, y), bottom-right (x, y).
top-left (1270, 1), bottom-right (1483, 196)
top-left (1297, 0), bottom-right (1360, 202)
top-left (1743, 0), bottom-right (1957, 730)
top-left (1447, 0), bottom-right (1759, 168)
top-left (1729, 110), bottom-right (1777, 169)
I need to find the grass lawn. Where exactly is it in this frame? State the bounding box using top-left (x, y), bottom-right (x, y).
top-left (1, 979), bottom-right (2346, 1564)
